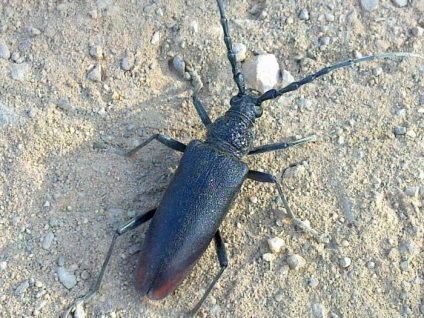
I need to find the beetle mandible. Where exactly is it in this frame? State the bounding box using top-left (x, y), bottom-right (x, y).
top-left (64, 0), bottom-right (423, 316)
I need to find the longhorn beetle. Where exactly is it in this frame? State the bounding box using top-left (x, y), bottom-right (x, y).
top-left (64, 0), bottom-right (423, 316)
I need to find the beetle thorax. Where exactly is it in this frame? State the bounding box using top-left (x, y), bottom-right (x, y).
top-left (205, 95), bottom-right (259, 159)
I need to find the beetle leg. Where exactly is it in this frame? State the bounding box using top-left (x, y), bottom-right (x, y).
top-left (94, 133), bottom-right (186, 157)
top-left (248, 134), bottom-right (316, 155)
top-left (192, 95), bottom-right (212, 126)
top-left (247, 170), bottom-right (327, 243)
top-left (189, 230), bottom-right (228, 317)
top-left (63, 209), bottom-right (156, 318)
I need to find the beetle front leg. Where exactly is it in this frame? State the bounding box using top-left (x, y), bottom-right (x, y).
top-left (189, 230), bottom-right (228, 317)
top-left (94, 133), bottom-right (186, 157)
top-left (248, 134), bottom-right (316, 155)
top-left (63, 209), bottom-right (156, 317)
top-left (247, 170), bottom-right (327, 243)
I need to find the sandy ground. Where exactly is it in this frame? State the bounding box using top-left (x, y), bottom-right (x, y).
top-left (0, 0), bottom-right (423, 317)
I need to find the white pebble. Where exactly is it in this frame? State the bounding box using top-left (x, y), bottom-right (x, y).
top-left (263, 253), bottom-right (276, 262)
top-left (241, 54), bottom-right (280, 93)
top-left (312, 303), bottom-right (327, 317)
top-left (58, 267), bottom-right (77, 289)
top-left (267, 237), bottom-right (285, 254)
top-left (87, 64), bottom-right (101, 81)
top-left (151, 31), bottom-right (160, 44)
top-left (282, 69), bottom-right (294, 86)
top-left (89, 45), bottom-right (103, 60)
top-left (121, 52), bottom-right (135, 71)
top-left (339, 257), bottom-right (351, 268)
top-left (404, 186), bottom-right (419, 197)
top-left (10, 63), bottom-right (30, 82)
top-left (42, 232), bottom-right (54, 250)
top-left (360, 0), bottom-right (379, 11)
top-left (189, 21), bottom-right (198, 33)
top-left (233, 43), bottom-right (247, 62)
top-left (0, 40), bottom-right (10, 59)
top-left (287, 254), bottom-right (306, 270)
top-left (172, 55), bottom-right (185, 75)
top-left (392, 0), bottom-right (407, 7)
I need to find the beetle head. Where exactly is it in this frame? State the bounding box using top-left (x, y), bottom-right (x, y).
top-left (229, 90), bottom-right (263, 120)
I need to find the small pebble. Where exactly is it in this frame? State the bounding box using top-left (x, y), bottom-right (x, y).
top-left (57, 255), bottom-right (65, 267)
top-left (58, 267), bottom-right (77, 289)
top-left (296, 98), bottom-right (313, 111)
top-left (121, 52), bottom-right (135, 71)
top-left (89, 45), bottom-right (103, 60)
top-left (57, 97), bottom-right (71, 111)
top-left (308, 276), bottom-right (319, 288)
top-left (151, 31), bottom-right (160, 44)
top-left (15, 280), bottom-right (30, 295)
top-left (399, 242), bottom-right (416, 259)
top-left (74, 303), bottom-right (86, 318)
top-left (29, 26), bottom-right (41, 36)
top-left (263, 253), bottom-right (276, 262)
top-left (404, 186), bottom-right (419, 197)
top-left (340, 240), bottom-right (350, 247)
top-left (395, 109), bottom-right (406, 116)
top-left (312, 303), bottom-right (327, 317)
top-left (233, 43), bottom-right (247, 62)
top-left (393, 126), bottom-right (407, 135)
top-left (249, 196), bottom-right (258, 204)
top-left (172, 55), bottom-right (185, 76)
top-left (87, 64), bottom-right (101, 81)
top-left (11, 63), bottom-right (30, 82)
top-left (360, 0), bottom-right (379, 11)
top-left (282, 69), bottom-right (294, 85)
top-left (372, 67), bottom-right (383, 76)
top-left (366, 261), bottom-right (375, 269)
top-left (399, 260), bottom-right (410, 271)
top-left (189, 21), bottom-right (198, 33)
top-left (0, 261), bottom-right (7, 271)
top-left (0, 40), bottom-right (11, 59)
top-left (42, 232), bottom-right (54, 250)
top-left (339, 257), bottom-right (351, 268)
top-left (420, 95), bottom-right (424, 106)
top-left (411, 27), bottom-right (423, 37)
top-left (392, 0), bottom-right (407, 7)
top-left (319, 36), bottom-right (330, 46)
top-left (287, 254), bottom-right (306, 270)
top-left (298, 9), bottom-right (309, 21)
top-left (405, 129), bottom-right (416, 139)
top-left (49, 218), bottom-right (59, 227)
top-left (402, 305), bottom-right (412, 316)
top-left (80, 270), bottom-right (90, 280)
top-left (325, 13), bottom-right (335, 22)
top-left (267, 237), bottom-right (284, 254)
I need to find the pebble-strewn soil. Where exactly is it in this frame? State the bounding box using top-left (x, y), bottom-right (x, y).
top-left (0, 0), bottom-right (423, 317)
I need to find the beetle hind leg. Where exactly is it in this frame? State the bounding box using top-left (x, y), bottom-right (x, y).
top-left (63, 209), bottom-right (156, 317)
top-left (189, 230), bottom-right (228, 317)
top-left (247, 170), bottom-right (328, 243)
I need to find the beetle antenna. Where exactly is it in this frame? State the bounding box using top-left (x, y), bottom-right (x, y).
top-left (256, 52), bottom-right (424, 105)
top-left (216, 0), bottom-right (246, 96)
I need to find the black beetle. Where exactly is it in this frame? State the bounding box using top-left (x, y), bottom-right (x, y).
top-left (64, 0), bottom-right (422, 316)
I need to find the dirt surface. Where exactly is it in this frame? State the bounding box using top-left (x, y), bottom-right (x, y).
top-left (0, 0), bottom-right (423, 317)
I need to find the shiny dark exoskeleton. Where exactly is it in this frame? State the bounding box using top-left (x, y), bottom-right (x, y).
top-left (64, 0), bottom-right (422, 316)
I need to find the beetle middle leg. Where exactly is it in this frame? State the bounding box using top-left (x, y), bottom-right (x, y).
top-left (64, 208), bottom-right (156, 317)
top-left (248, 134), bottom-right (317, 155)
top-left (247, 170), bottom-right (326, 243)
top-left (94, 133), bottom-right (186, 157)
